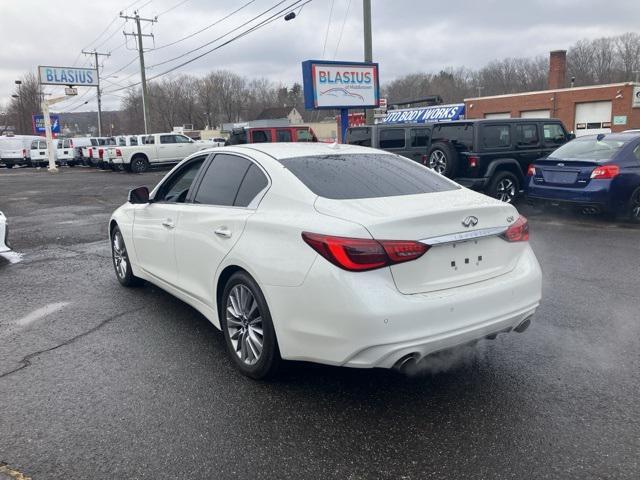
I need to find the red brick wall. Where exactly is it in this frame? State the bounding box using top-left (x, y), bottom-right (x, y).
top-left (464, 84), bottom-right (640, 133)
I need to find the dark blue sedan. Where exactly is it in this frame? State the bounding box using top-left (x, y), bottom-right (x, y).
top-left (525, 133), bottom-right (640, 222)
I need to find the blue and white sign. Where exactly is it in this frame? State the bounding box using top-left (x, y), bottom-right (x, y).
top-left (302, 60), bottom-right (380, 110)
top-left (382, 104), bottom-right (465, 124)
top-left (38, 65), bottom-right (99, 87)
top-left (32, 114), bottom-right (60, 134)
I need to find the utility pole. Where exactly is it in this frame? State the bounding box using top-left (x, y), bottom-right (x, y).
top-left (82, 49), bottom-right (110, 136)
top-left (363, 0), bottom-right (373, 125)
top-left (121, 11), bottom-right (156, 134)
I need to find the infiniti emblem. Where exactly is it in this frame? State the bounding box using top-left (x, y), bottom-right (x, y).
top-left (462, 216), bottom-right (478, 228)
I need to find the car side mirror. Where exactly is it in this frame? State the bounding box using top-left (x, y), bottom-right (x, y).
top-left (566, 133), bottom-right (576, 141)
top-left (128, 186), bottom-right (150, 204)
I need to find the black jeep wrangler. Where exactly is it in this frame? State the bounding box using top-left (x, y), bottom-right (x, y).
top-left (424, 118), bottom-right (573, 202)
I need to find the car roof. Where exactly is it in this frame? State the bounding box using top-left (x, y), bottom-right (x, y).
top-left (574, 132), bottom-right (640, 141)
top-left (231, 142), bottom-right (381, 159)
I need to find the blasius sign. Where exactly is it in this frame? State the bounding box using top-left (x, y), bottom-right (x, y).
top-left (38, 66), bottom-right (99, 87)
top-left (302, 60), bottom-right (380, 109)
top-left (382, 104), bottom-right (465, 124)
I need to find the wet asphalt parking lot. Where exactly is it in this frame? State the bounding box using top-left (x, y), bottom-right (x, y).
top-left (0, 166), bottom-right (639, 480)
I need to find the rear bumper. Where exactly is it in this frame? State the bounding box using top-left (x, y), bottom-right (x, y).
top-left (1, 157), bottom-right (27, 166)
top-left (263, 246), bottom-right (542, 368)
top-left (526, 178), bottom-right (613, 209)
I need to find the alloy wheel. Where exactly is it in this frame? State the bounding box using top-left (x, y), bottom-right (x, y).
top-left (112, 231), bottom-right (128, 280)
top-left (226, 284), bottom-right (264, 366)
top-left (428, 150), bottom-right (447, 174)
top-left (496, 178), bottom-right (516, 203)
top-left (632, 192), bottom-right (640, 219)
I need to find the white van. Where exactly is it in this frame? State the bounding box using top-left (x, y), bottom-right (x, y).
top-left (0, 135), bottom-right (41, 168)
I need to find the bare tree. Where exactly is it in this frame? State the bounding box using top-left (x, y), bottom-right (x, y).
top-left (7, 72), bottom-right (41, 134)
top-left (615, 32), bottom-right (640, 82)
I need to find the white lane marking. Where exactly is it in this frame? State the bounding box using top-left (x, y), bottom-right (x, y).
top-left (15, 302), bottom-right (70, 327)
top-left (0, 251), bottom-right (24, 264)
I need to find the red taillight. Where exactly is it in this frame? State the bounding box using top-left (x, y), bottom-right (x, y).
top-left (501, 215), bottom-right (529, 242)
top-left (420, 154), bottom-right (428, 165)
top-left (22, 148), bottom-right (26, 158)
top-left (301, 232), bottom-right (430, 272)
top-left (590, 165), bottom-right (619, 179)
top-left (88, 148), bottom-right (93, 156)
top-left (115, 148), bottom-right (122, 157)
top-left (468, 155), bottom-right (479, 168)
top-left (98, 148), bottom-right (104, 159)
top-left (527, 164), bottom-right (536, 176)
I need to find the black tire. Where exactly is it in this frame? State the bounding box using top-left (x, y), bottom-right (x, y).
top-left (628, 188), bottom-right (640, 224)
top-left (488, 171), bottom-right (520, 203)
top-left (425, 142), bottom-right (458, 178)
top-left (6, 164), bottom-right (14, 169)
top-left (220, 271), bottom-right (281, 379)
top-left (111, 226), bottom-right (144, 287)
top-left (130, 156), bottom-right (150, 173)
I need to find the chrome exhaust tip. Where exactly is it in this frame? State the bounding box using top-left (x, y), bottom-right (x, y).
top-left (393, 353), bottom-right (420, 373)
top-left (514, 317), bottom-right (532, 333)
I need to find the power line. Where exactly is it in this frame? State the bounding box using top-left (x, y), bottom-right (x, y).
top-left (156, 0), bottom-right (190, 17)
top-left (321, 0), bottom-right (335, 58)
top-left (104, 0), bottom-right (311, 93)
top-left (147, 0), bottom-right (291, 69)
top-left (333, 0), bottom-right (351, 59)
top-left (94, 20), bottom-right (128, 50)
top-left (151, 0), bottom-right (256, 51)
top-left (103, 55), bottom-right (139, 79)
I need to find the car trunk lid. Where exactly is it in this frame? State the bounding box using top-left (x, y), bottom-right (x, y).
top-left (532, 158), bottom-right (599, 188)
top-left (314, 189), bottom-right (526, 294)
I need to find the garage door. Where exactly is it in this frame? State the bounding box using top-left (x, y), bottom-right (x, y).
top-left (521, 110), bottom-right (550, 118)
top-left (484, 112), bottom-right (511, 119)
top-left (574, 101), bottom-right (612, 137)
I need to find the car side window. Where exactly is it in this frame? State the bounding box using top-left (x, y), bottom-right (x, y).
top-left (193, 154), bottom-right (252, 206)
top-left (176, 135), bottom-right (192, 143)
top-left (145, 136), bottom-right (155, 145)
top-left (130, 137), bottom-right (138, 146)
top-left (410, 128), bottom-right (430, 147)
top-left (297, 129), bottom-right (313, 142)
top-left (276, 129), bottom-right (292, 142)
top-left (347, 127), bottom-right (371, 146)
top-left (252, 130), bottom-right (271, 143)
top-left (160, 135), bottom-right (177, 144)
top-left (156, 158), bottom-right (206, 203)
top-left (543, 123), bottom-right (566, 146)
top-left (379, 128), bottom-right (406, 149)
top-left (515, 124), bottom-right (539, 147)
top-left (633, 144), bottom-right (640, 161)
top-left (482, 125), bottom-right (511, 148)
top-left (234, 164), bottom-right (269, 207)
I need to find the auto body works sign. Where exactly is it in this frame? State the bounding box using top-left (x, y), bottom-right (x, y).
top-left (32, 114), bottom-right (60, 134)
top-left (38, 65), bottom-right (98, 86)
top-left (383, 104), bottom-right (465, 124)
top-left (302, 60), bottom-right (380, 109)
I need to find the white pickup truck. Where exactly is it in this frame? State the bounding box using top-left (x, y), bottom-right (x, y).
top-left (107, 133), bottom-right (208, 173)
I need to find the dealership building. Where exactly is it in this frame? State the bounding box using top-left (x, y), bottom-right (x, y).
top-left (464, 50), bottom-right (640, 135)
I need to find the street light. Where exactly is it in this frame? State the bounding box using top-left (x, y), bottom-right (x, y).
top-left (13, 80), bottom-right (24, 134)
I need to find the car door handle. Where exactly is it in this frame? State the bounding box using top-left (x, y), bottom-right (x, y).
top-left (214, 227), bottom-right (232, 238)
top-left (161, 219), bottom-right (175, 229)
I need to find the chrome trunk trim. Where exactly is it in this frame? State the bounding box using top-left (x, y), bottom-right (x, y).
top-left (420, 226), bottom-right (507, 246)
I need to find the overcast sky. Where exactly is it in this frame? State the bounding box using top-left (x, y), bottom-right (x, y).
top-left (1, 0), bottom-right (638, 112)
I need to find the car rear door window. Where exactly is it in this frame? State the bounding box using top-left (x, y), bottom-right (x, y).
top-left (276, 129), bottom-right (292, 142)
top-left (432, 124), bottom-right (474, 149)
top-left (346, 127), bottom-right (371, 146)
top-left (193, 154), bottom-right (251, 206)
top-left (279, 153), bottom-right (458, 200)
top-left (296, 129), bottom-right (313, 142)
top-left (482, 125), bottom-right (511, 148)
top-left (410, 128), bottom-right (430, 147)
top-left (234, 164), bottom-right (269, 207)
top-left (379, 128), bottom-right (406, 149)
top-left (252, 130), bottom-right (271, 143)
top-left (515, 124), bottom-right (539, 146)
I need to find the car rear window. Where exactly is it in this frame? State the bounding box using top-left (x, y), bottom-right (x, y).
top-left (549, 136), bottom-right (628, 161)
top-left (279, 153), bottom-right (458, 200)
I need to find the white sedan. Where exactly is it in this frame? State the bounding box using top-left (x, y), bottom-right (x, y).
top-left (0, 211), bottom-right (10, 253)
top-left (109, 143), bottom-right (542, 379)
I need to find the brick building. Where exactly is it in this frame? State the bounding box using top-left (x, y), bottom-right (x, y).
top-left (464, 50), bottom-right (640, 136)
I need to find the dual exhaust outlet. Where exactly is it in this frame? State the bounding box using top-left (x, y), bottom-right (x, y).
top-left (393, 316), bottom-right (532, 373)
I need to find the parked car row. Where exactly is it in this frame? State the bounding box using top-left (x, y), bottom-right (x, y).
top-left (346, 120), bottom-right (640, 222)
